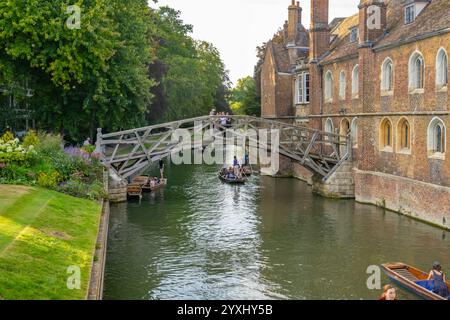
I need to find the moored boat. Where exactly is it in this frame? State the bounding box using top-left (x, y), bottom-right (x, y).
top-left (127, 183), bottom-right (143, 199)
top-left (132, 175), bottom-right (149, 186)
top-left (381, 262), bottom-right (450, 300)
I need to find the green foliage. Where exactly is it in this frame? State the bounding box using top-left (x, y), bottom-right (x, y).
top-left (151, 7), bottom-right (230, 122)
top-left (1, 133), bottom-right (105, 200)
top-left (32, 134), bottom-right (74, 180)
top-left (0, 137), bottom-right (35, 164)
top-left (37, 171), bottom-right (62, 188)
top-left (0, 1), bottom-right (230, 140)
top-left (0, 0), bottom-right (156, 142)
top-left (22, 130), bottom-right (40, 148)
top-left (1, 131), bottom-right (14, 142)
top-left (228, 77), bottom-right (261, 116)
top-left (0, 164), bottom-right (35, 184)
top-left (34, 133), bottom-right (62, 157)
top-left (58, 179), bottom-right (107, 201)
top-left (81, 145), bottom-right (96, 155)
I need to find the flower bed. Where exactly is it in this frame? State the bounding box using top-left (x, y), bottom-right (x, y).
top-left (0, 131), bottom-right (106, 201)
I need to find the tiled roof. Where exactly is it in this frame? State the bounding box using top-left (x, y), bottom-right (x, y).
top-left (321, 13), bottom-right (359, 63)
top-left (320, 0), bottom-right (449, 64)
top-left (270, 41), bottom-right (292, 73)
top-left (295, 24), bottom-right (310, 47)
top-left (266, 20), bottom-right (310, 74)
top-left (375, 0), bottom-right (450, 49)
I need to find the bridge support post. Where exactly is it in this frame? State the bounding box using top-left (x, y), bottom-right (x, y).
top-left (260, 153), bottom-right (293, 177)
top-left (311, 159), bottom-right (355, 199)
top-left (107, 169), bottom-right (128, 203)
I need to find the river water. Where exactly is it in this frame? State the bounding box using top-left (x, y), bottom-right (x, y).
top-left (103, 158), bottom-right (450, 300)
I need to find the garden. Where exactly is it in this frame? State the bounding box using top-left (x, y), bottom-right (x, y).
top-left (0, 131), bottom-right (105, 299)
top-left (0, 130), bottom-right (106, 201)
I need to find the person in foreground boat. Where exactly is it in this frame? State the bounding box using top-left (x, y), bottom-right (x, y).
top-left (427, 261), bottom-right (449, 299)
top-left (218, 166), bottom-right (245, 183)
top-left (378, 285), bottom-right (398, 300)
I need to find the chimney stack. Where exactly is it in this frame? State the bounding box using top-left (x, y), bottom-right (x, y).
top-left (310, 0), bottom-right (330, 60)
top-left (358, 0), bottom-right (387, 45)
top-left (287, 0), bottom-right (302, 43)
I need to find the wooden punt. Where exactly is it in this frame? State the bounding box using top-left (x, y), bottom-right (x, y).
top-left (381, 262), bottom-right (450, 300)
top-left (132, 176), bottom-right (149, 186)
top-left (133, 175), bottom-right (153, 191)
top-left (218, 173), bottom-right (246, 184)
top-left (127, 183), bottom-right (143, 199)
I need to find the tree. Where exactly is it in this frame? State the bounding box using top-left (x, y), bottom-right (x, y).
top-left (0, 0), bottom-right (156, 142)
top-left (149, 6), bottom-right (229, 122)
top-left (228, 77), bottom-right (261, 116)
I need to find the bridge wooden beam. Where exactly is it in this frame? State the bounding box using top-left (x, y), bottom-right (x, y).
top-left (99, 115), bottom-right (349, 180)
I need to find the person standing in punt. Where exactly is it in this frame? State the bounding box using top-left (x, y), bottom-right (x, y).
top-left (159, 159), bottom-right (165, 179)
top-left (427, 261), bottom-right (449, 298)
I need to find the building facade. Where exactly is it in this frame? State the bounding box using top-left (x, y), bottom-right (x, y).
top-left (260, 0), bottom-right (449, 229)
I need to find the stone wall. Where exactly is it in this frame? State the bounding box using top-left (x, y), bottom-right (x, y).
top-left (355, 169), bottom-right (450, 230)
top-left (260, 154), bottom-right (293, 177)
top-left (108, 170), bottom-right (127, 203)
top-left (292, 162), bottom-right (313, 185)
top-left (312, 160), bottom-right (355, 199)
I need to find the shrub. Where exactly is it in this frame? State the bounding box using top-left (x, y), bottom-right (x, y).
top-left (33, 134), bottom-right (76, 180)
top-left (1, 131), bottom-right (14, 142)
top-left (58, 179), bottom-right (107, 201)
top-left (22, 130), bottom-right (40, 148)
top-left (35, 133), bottom-right (63, 158)
top-left (37, 171), bottom-right (62, 188)
top-left (1, 131), bottom-right (106, 200)
top-left (0, 138), bottom-right (34, 164)
top-left (81, 145), bottom-right (96, 155)
top-left (58, 179), bottom-right (85, 198)
top-left (0, 164), bottom-right (35, 184)
top-left (86, 181), bottom-right (108, 200)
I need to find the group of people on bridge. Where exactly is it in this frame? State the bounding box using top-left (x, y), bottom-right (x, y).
top-left (210, 109), bottom-right (232, 129)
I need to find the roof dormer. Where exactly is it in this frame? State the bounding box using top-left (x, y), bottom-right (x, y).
top-left (404, 0), bottom-right (431, 24)
top-left (349, 26), bottom-right (359, 43)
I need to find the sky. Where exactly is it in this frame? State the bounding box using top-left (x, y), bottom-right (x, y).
top-left (152, 0), bottom-right (360, 85)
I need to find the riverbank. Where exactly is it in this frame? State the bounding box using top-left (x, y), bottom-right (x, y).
top-left (0, 185), bottom-right (102, 299)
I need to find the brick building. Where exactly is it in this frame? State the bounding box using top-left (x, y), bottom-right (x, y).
top-left (260, 0), bottom-right (449, 229)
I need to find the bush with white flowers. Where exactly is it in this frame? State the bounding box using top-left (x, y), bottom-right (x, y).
top-left (0, 137), bottom-right (36, 164)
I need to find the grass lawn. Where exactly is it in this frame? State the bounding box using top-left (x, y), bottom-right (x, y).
top-left (0, 185), bottom-right (102, 300)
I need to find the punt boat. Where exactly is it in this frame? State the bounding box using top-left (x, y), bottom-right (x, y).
top-left (127, 183), bottom-right (143, 199)
top-left (218, 172), bottom-right (246, 184)
top-left (381, 262), bottom-right (450, 300)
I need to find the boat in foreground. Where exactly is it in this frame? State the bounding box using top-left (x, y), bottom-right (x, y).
top-left (381, 262), bottom-right (450, 300)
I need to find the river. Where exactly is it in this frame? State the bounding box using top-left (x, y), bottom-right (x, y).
top-left (103, 157), bottom-right (450, 300)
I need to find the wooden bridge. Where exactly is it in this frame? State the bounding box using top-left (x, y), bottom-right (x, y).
top-left (96, 115), bottom-right (350, 181)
